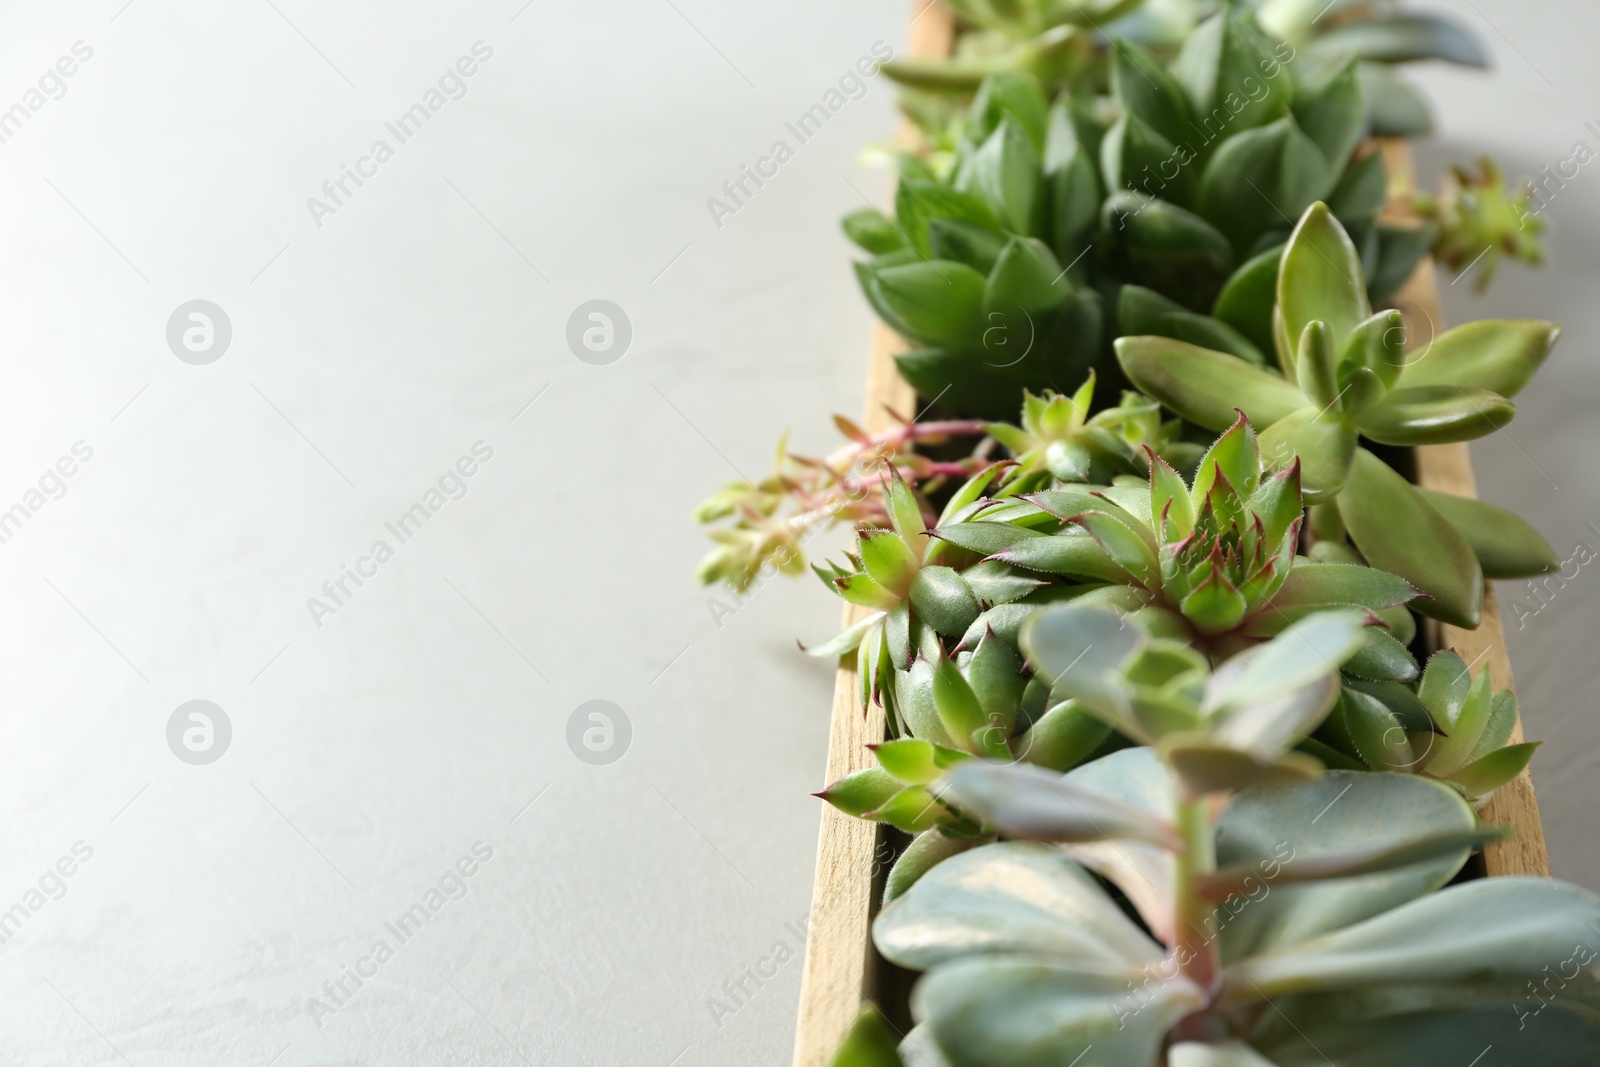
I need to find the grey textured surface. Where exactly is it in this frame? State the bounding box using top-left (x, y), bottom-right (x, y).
top-left (0, 1), bottom-right (1594, 1065)
top-left (0, 1), bottom-right (903, 1064)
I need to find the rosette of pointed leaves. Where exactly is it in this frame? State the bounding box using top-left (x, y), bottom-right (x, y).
top-left (935, 415), bottom-right (1419, 653)
top-left (847, 11), bottom-right (1438, 421)
top-left (810, 467), bottom-right (1058, 716)
top-left (985, 372), bottom-right (1198, 492)
top-left (1119, 200), bottom-right (1561, 626)
top-left (843, 86), bottom-right (1113, 418)
top-left (1097, 10), bottom-right (1430, 311)
top-left (1321, 648), bottom-right (1540, 805)
top-left (855, 746), bottom-right (1600, 1067)
top-left (1417, 155), bottom-right (1548, 291)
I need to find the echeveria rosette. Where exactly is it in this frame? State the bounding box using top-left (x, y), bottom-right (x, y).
top-left (935, 414), bottom-right (1420, 660)
top-left (1119, 200), bottom-right (1561, 627)
top-left (865, 747), bottom-right (1600, 1067)
top-left (1020, 606), bottom-right (1377, 796)
top-left (1323, 648), bottom-right (1540, 806)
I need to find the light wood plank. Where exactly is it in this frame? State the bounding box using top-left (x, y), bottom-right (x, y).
top-left (788, 6), bottom-right (950, 1065)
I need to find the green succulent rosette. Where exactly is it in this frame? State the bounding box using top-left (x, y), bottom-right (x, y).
top-left (1119, 200), bottom-right (1560, 626)
top-left (845, 9), bottom-right (1436, 420)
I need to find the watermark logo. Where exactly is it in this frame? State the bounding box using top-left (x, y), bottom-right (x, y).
top-left (567, 700), bottom-right (631, 765)
top-left (566, 300), bottom-right (631, 365)
top-left (167, 700), bottom-right (231, 765)
top-left (167, 300), bottom-right (232, 365)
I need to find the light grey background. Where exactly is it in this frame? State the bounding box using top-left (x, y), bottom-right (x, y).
top-left (0, 1), bottom-right (1591, 1065)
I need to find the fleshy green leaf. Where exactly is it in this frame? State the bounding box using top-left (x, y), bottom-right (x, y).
top-left (873, 841), bottom-right (1165, 971)
top-left (920, 957), bottom-right (1202, 1067)
top-left (1416, 489), bottom-right (1559, 578)
top-left (1290, 56), bottom-right (1365, 170)
top-left (1047, 147), bottom-right (1100, 276)
top-left (936, 759), bottom-right (1181, 847)
top-left (1224, 878), bottom-right (1600, 1000)
top-left (819, 767), bottom-right (902, 818)
top-left (1337, 448), bottom-right (1482, 627)
top-left (1117, 336), bottom-right (1308, 432)
top-left (1118, 284), bottom-right (1267, 367)
top-left (842, 208), bottom-right (908, 255)
top-left (870, 784), bottom-right (946, 833)
top-left (884, 830), bottom-right (989, 905)
top-left (1197, 116), bottom-right (1330, 254)
top-left (1309, 12), bottom-right (1490, 67)
top-left (1395, 319), bottom-right (1560, 398)
top-left (926, 217), bottom-right (1008, 274)
top-left (1171, 9), bottom-right (1291, 136)
top-left (1013, 698), bottom-right (1113, 773)
top-left (911, 566), bottom-right (982, 636)
top-left (992, 532), bottom-right (1129, 582)
top-left (893, 179), bottom-right (1002, 257)
top-left (1446, 741), bottom-right (1539, 798)
top-left (1267, 561), bottom-right (1416, 611)
top-left (1215, 771), bottom-right (1479, 961)
top-left (827, 1004), bottom-right (903, 1067)
top-left (960, 117), bottom-right (1043, 235)
top-left (1072, 511), bottom-right (1161, 588)
top-left (1356, 386), bottom-right (1515, 445)
top-left (1278, 202), bottom-right (1370, 354)
top-left (858, 529), bottom-right (918, 597)
top-left (966, 627), bottom-right (1027, 729)
top-left (1109, 38), bottom-right (1193, 145)
top-left (869, 260), bottom-right (989, 348)
top-left (1213, 244), bottom-right (1285, 358)
top-left (1255, 405), bottom-right (1357, 501)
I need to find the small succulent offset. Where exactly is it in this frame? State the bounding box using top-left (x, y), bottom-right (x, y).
top-left (826, 608), bottom-right (1599, 1067)
top-left (984, 373), bottom-right (1200, 491)
top-left (693, 414), bottom-right (991, 593)
top-left (1323, 648), bottom-right (1540, 805)
top-left (1417, 155), bottom-right (1548, 291)
top-left (1120, 200), bottom-right (1560, 626)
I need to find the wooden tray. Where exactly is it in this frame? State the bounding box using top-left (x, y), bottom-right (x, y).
top-left (790, 6), bottom-right (1550, 1062)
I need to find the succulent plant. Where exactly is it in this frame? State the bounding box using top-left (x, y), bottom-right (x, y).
top-left (1253, 0), bottom-right (1490, 137)
top-left (846, 10), bottom-right (1440, 418)
top-left (1119, 199), bottom-right (1560, 626)
top-left (1321, 648), bottom-right (1540, 804)
top-left (823, 606), bottom-right (1592, 1067)
top-left (693, 414), bottom-right (992, 592)
top-left (931, 414), bottom-right (1419, 662)
top-left (1417, 155), bottom-right (1548, 291)
top-left (986, 372), bottom-right (1201, 491)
